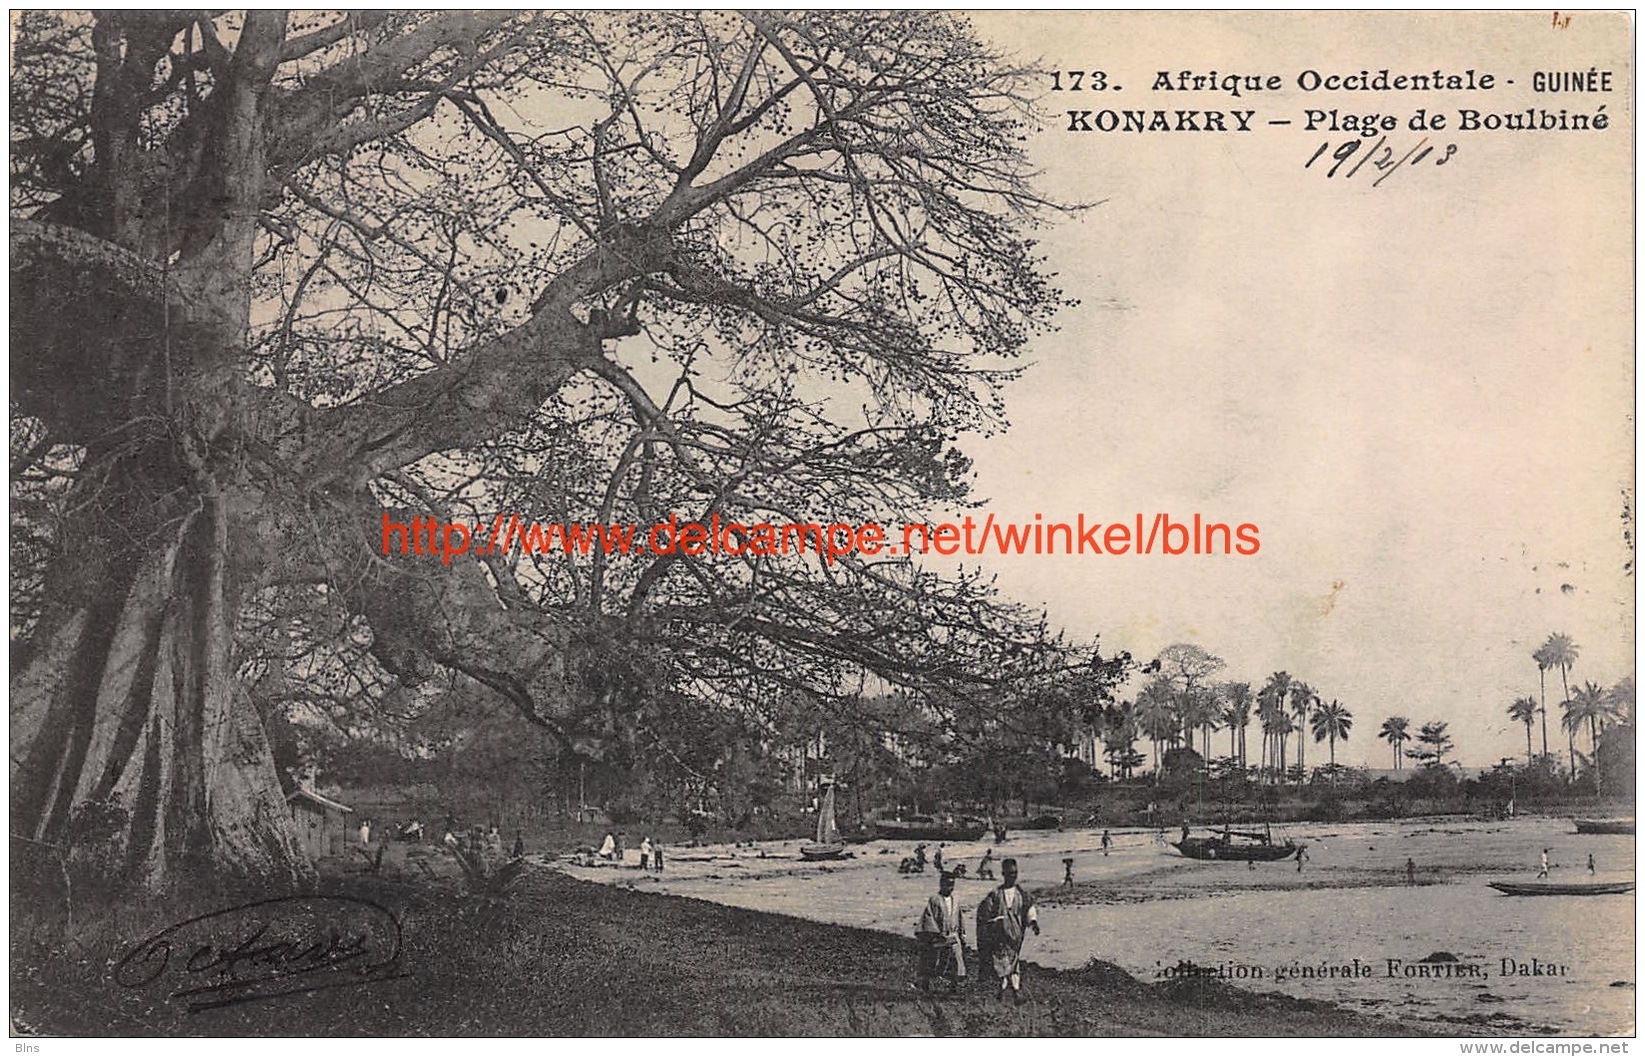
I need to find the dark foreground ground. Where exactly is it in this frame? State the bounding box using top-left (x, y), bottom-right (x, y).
top-left (12, 866), bottom-right (1437, 1037)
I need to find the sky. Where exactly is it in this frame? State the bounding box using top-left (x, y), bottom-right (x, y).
top-left (926, 12), bottom-right (1634, 768)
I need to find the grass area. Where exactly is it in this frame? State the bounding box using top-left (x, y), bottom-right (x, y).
top-left (11, 863), bottom-right (1442, 1037)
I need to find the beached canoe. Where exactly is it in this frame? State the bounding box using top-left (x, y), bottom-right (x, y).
top-left (999, 813), bottom-right (1063, 831)
top-left (872, 816), bottom-right (989, 842)
top-left (1487, 881), bottom-right (1635, 896)
top-left (1173, 835), bottom-right (1302, 862)
top-left (1573, 819), bottom-right (1635, 835)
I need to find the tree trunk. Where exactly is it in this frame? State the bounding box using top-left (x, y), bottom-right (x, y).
top-left (1539, 669), bottom-right (1549, 758)
top-left (1560, 667), bottom-right (1573, 779)
top-left (12, 469), bottom-right (310, 889)
top-left (1590, 717), bottom-right (1602, 794)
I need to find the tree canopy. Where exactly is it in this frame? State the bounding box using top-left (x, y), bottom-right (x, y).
top-left (10, 11), bottom-right (1109, 885)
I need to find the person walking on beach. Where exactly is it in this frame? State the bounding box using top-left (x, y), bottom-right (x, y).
top-left (653, 840), bottom-right (665, 871)
top-left (1588, 853), bottom-right (1596, 876)
top-left (1101, 830), bottom-right (1112, 856)
top-left (1537, 848), bottom-right (1550, 879)
top-left (977, 847), bottom-right (996, 880)
top-left (1296, 847), bottom-right (1308, 873)
top-left (640, 836), bottom-right (654, 871)
top-left (916, 871), bottom-right (968, 993)
top-left (1062, 857), bottom-right (1075, 887)
top-left (1405, 857), bottom-right (1416, 885)
top-left (977, 858), bottom-right (1039, 1004)
top-left (933, 844), bottom-right (945, 874)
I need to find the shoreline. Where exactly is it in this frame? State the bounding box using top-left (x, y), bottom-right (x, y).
top-left (554, 816), bottom-right (1632, 1036)
top-left (11, 867), bottom-right (1449, 1038)
top-left (16, 814), bottom-right (1624, 1037)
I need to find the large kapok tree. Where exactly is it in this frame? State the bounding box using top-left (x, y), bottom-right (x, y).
top-left (11, 11), bottom-right (1096, 888)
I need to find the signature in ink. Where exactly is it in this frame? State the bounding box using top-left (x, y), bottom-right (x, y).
top-left (114, 895), bottom-right (406, 1013)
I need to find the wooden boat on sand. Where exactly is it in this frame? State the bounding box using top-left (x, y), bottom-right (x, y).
top-left (1173, 823), bottom-right (1301, 862)
top-left (1573, 819), bottom-right (1635, 835)
top-left (872, 815), bottom-right (989, 842)
top-left (998, 813), bottom-right (1062, 831)
top-left (1488, 880), bottom-right (1635, 896)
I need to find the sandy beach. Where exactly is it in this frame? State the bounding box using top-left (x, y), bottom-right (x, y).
top-left (11, 867), bottom-right (1440, 1038)
top-left (562, 816), bottom-right (1635, 1035)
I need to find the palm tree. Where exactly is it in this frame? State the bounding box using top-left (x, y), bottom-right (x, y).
top-left (1310, 700), bottom-right (1353, 786)
top-left (1560, 698), bottom-right (1584, 781)
top-left (1258, 672), bottom-right (1293, 783)
top-left (1532, 641), bottom-right (1552, 760)
top-left (1540, 633), bottom-right (1579, 772)
top-left (1607, 676), bottom-right (1635, 727)
top-left (1098, 701), bottom-right (1140, 780)
top-left (1180, 686), bottom-right (1222, 762)
top-left (1222, 681), bottom-right (1253, 770)
top-left (1568, 681), bottom-right (1613, 790)
top-left (1271, 712), bottom-right (1296, 781)
top-left (1135, 676), bottom-right (1179, 778)
top-left (1289, 681), bottom-right (1317, 776)
top-left (1507, 697), bottom-right (1539, 765)
top-left (1379, 715), bottom-right (1411, 770)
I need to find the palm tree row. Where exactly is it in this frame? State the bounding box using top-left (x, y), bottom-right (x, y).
top-left (1379, 716), bottom-right (1411, 770)
top-left (1518, 633), bottom-right (1629, 790)
top-left (1506, 679), bottom-right (1628, 789)
top-left (1532, 632), bottom-right (1578, 768)
top-left (1087, 648), bottom-right (1356, 786)
top-left (1088, 631), bottom-right (1623, 790)
top-left (1257, 671), bottom-right (1346, 783)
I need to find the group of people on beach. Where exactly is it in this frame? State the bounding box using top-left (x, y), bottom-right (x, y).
top-left (914, 857), bottom-right (1041, 1004)
top-left (597, 832), bottom-right (665, 870)
top-left (898, 842), bottom-right (962, 875)
top-left (1535, 848), bottom-right (1598, 878)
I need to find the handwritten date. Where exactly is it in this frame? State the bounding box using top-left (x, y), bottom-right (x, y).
top-left (1305, 137), bottom-right (1457, 187)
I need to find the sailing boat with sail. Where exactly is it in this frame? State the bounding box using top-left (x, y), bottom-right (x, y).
top-left (801, 783), bottom-right (850, 861)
